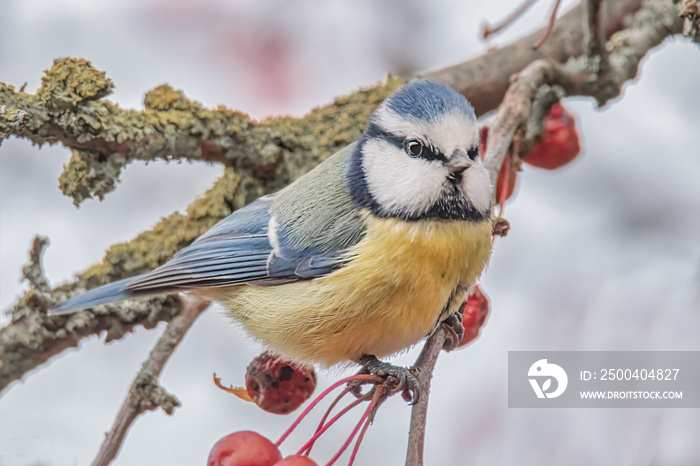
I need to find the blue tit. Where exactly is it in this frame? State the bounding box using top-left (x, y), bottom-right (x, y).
top-left (50, 80), bottom-right (493, 367)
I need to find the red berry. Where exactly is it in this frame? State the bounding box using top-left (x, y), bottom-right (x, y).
top-left (480, 126), bottom-right (517, 204)
top-left (246, 353), bottom-right (317, 415)
top-left (273, 455), bottom-right (318, 465)
top-left (207, 431), bottom-right (281, 466)
top-left (457, 285), bottom-right (490, 348)
top-left (521, 103), bottom-right (581, 170)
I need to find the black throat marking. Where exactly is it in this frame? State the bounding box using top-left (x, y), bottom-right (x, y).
top-left (346, 129), bottom-right (490, 223)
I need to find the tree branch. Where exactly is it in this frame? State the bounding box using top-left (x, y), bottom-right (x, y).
top-left (0, 0), bottom-right (686, 400)
top-left (418, 0), bottom-right (643, 115)
top-left (91, 296), bottom-right (210, 466)
top-left (484, 0), bottom-right (683, 183)
top-left (0, 81), bottom-right (403, 394)
top-left (0, 65), bottom-right (404, 205)
top-left (0, 3), bottom-right (693, 466)
top-left (0, 237), bottom-right (186, 393)
top-left (0, 1), bottom-right (643, 208)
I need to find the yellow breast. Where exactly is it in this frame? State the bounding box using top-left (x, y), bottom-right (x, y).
top-left (217, 215), bottom-right (492, 366)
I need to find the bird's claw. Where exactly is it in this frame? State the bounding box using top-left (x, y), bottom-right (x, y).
top-left (441, 311), bottom-right (465, 352)
top-left (358, 355), bottom-right (421, 404)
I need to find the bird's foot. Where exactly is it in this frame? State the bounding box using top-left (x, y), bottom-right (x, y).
top-left (357, 355), bottom-right (420, 404)
top-left (441, 311), bottom-right (465, 352)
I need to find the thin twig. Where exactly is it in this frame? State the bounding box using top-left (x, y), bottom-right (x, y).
top-left (90, 296), bottom-right (210, 466)
top-left (482, 0), bottom-right (538, 39)
top-left (21, 236), bottom-right (51, 292)
top-left (405, 327), bottom-right (448, 466)
top-left (533, 0), bottom-right (563, 49)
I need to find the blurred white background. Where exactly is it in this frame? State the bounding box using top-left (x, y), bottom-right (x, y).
top-left (1, 0), bottom-right (699, 465)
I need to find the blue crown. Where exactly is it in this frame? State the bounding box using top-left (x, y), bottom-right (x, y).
top-left (385, 80), bottom-right (475, 122)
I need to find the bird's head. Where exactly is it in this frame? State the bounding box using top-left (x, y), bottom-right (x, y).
top-left (348, 80), bottom-right (492, 222)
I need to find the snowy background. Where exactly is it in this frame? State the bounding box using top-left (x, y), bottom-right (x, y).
top-left (2, 0), bottom-right (700, 465)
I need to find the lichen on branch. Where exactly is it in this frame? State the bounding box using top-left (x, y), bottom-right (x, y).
top-left (0, 1), bottom-right (648, 206)
top-left (0, 0), bottom-right (690, 406)
top-left (0, 68), bottom-right (403, 393)
top-left (0, 57), bottom-right (404, 205)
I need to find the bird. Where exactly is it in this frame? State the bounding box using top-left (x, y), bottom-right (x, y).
top-left (50, 80), bottom-right (493, 392)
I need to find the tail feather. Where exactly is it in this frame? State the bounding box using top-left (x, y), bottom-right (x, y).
top-left (49, 278), bottom-right (162, 315)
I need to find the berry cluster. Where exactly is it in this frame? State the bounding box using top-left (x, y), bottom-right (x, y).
top-left (208, 289), bottom-right (492, 466)
top-left (210, 370), bottom-right (385, 466)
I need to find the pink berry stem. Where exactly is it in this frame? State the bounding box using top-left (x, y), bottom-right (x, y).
top-left (305, 386), bottom-right (352, 456)
top-left (347, 392), bottom-right (380, 466)
top-left (324, 399), bottom-right (374, 466)
top-left (297, 395), bottom-right (369, 456)
top-left (276, 374), bottom-right (380, 447)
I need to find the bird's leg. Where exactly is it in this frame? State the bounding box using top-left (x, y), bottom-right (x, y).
top-left (440, 310), bottom-right (465, 352)
top-left (357, 355), bottom-right (421, 403)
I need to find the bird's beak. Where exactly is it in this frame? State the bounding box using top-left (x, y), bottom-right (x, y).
top-left (447, 151), bottom-right (472, 173)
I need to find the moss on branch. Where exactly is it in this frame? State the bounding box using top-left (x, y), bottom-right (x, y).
top-left (1, 0), bottom-right (686, 394)
top-left (0, 63), bottom-right (403, 392)
top-left (0, 57), bottom-right (404, 205)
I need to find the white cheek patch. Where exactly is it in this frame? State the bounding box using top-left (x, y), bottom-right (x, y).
top-left (370, 102), bottom-right (490, 217)
top-left (461, 158), bottom-right (492, 213)
top-left (362, 139), bottom-right (445, 216)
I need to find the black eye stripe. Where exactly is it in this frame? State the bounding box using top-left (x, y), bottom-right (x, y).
top-left (468, 147), bottom-right (479, 160)
top-left (420, 145), bottom-right (446, 162)
top-left (405, 140), bottom-right (446, 162)
top-left (365, 123), bottom-right (403, 148)
top-left (364, 123), bottom-right (449, 162)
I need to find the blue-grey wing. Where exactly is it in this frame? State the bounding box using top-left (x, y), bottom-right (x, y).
top-left (126, 193), bottom-right (354, 292)
top-left (49, 145), bottom-right (366, 315)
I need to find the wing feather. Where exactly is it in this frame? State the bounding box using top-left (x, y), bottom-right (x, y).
top-left (49, 147), bottom-right (367, 314)
top-left (123, 146), bottom-right (366, 293)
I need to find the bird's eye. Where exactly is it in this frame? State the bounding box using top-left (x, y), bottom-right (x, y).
top-left (467, 147), bottom-right (479, 160)
top-left (405, 139), bottom-right (424, 157)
